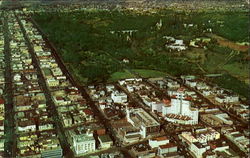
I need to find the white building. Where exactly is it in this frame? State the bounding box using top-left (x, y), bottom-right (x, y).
top-left (46, 78), bottom-right (59, 87)
top-left (14, 73), bottom-right (21, 81)
top-left (163, 89), bottom-right (199, 125)
top-left (126, 107), bottom-right (160, 138)
top-left (158, 143), bottom-right (178, 156)
top-left (73, 132), bottom-right (96, 155)
top-left (166, 39), bottom-right (187, 51)
top-left (51, 67), bottom-right (63, 76)
top-left (149, 136), bottom-right (169, 148)
top-left (215, 95), bottom-right (239, 104)
top-left (179, 132), bottom-right (198, 145)
top-left (111, 91), bottom-right (127, 103)
top-left (214, 113), bottom-right (233, 125)
top-left (194, 128), bottom-right (220, 143)
top-left (98, 134), bottom-right (113, 149)
top-left (225, 131), bottom-right (250, 153)
top-left (142, 97), bottom-right (163, 113)
top-left (190, 142), bottom-right (209, 158)
top-left (167, 80), bottom-right (180, 89)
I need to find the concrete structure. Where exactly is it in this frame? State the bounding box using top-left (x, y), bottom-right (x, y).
top-left (149, 136), bottom-right (170, 148)
top-left (126, 107), bottom-right (160, 138)
top-left (111, 90), bottom-right (127, 103)
top-left (163, 89), bottom-right (198, 125)
top-left (72, 133), bottom-right (96, 155)
top-left (98, 134), bottom-right (113, 149)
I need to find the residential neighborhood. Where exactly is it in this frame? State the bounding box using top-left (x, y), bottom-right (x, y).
top-left (0, 2), bottom-right (249, 158)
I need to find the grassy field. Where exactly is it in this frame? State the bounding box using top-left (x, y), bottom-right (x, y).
top-left (108, 70), bottom-right (135, 82)
top-left (33, 9), bottom-right (249, 98)
top-left (206, 33), bottom-right (249, 52)
top-left (108, 69), bottom-right (166, 82)
top-left (132, 69), bottom-right (167, 78)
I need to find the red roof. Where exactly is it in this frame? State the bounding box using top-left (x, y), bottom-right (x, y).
top-left (163, 99), bottom-right (171, 105)
top-left (56, 97), bottom-right (64, 101)
top-left (159, 143), bottom-right (177, 149)
top-left (96, 129), bottom-right (106, 135)
top-left (83, 109), bottom-right (93, 115)
top-left (154, 136), bottom-right (169, 141)
top-left (0, 98), bottom-right (4, 104)
top-left (185, 96), bottom-right (192, 101)
top-left (177, 87), bottom-right (185, 92)
top-left (171, 95), bottom-right (177, 99)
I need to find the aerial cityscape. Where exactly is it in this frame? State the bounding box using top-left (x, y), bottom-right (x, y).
top-left (0, 0), bottom-right (249, 158)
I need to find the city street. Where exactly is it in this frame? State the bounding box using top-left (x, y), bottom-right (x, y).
top-left (3, 12), bottom-right (16, 158)
top-left (0, 2), bottom-right (249, 158)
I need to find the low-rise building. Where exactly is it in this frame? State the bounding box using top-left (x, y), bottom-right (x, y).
top-left (98, 134), bottom-right (113, 149)
top-left (72, 131), bottom-right (96, 155)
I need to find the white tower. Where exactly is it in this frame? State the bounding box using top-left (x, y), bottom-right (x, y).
top-left (126, 105), bottom-right (130, 120)
top-left (156, 19), bottom-right (163, 30)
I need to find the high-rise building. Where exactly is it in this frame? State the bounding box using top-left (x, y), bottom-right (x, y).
top-left (162, 88), bottom-right (198, 125)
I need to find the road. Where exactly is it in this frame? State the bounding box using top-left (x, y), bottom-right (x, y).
top-left (14, 12), bottom-right (75, 158)
top-left (20, 8), bottom-right (248, 158)
top-left (3, 11), bottom-right (17, 158)
top-left (30, 17), bottom-right (191, 156)
top-left (27, 13), bottom-right (133, 158)
top-left (181, 82), bottom-right (249, 127)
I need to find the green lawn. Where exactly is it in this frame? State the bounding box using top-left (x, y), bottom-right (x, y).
top-left (132, 69), bottom-right (167, 78)
top-left (222, 63), bottom-right (249, 81)
top-left (108, 69), bottom-right (167, 82)
top-left (108, 70), bottom-right (135, 82)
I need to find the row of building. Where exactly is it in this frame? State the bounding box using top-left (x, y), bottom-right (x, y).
top-left (178, 127), bottom-right (240, 158)
top-left (87, 84), bottom-right (161, 146)
top-left (0, 15), bottom-right (5, 154)
top-left (119, 78), bottom-right (199, 125)
top-left (18, 13), bottom-right (114, 156)
top-left (130, 136), bottom-right (182, 158)
top-left (222, 127), bottom-right (250, 155)
top-left (114, 76), bottom-right (249, 157)
top-left (7, 12), bottom-right (62, 158)
top-left (181, 75), bottom-right (249, 122)
top-left (87, 84), bottom-right (128, 120)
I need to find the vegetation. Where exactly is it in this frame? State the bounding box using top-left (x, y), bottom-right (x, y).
top-left (108, 70), bottom-right (135, 82)
top-left (33, 9), bottom-right (202, 83)
top-left (33, 9), bottom-right (249, 90)
top-left (212, 74), bottom-right (249, 100)
top-left (132, 69), bottom-right (167, 78)
top-left (185, 10), bottom-right (249, 42)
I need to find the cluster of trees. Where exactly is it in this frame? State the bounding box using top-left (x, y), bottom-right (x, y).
top-left (213, 74), bottom-right (249, 100)
top-left (33, 9), bottom-right (248, 84)
top-left (187, 10), bottom-right (249, 42)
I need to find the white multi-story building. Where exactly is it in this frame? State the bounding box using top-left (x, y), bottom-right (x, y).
top-left (190, 142), bottom-right (210, 158)
top-left (215, 95), bottom-right (239, 104)
top-left (149, 136), bottom-right (169, 148)
top-left (142, 96), bottom-right (163, 113)
top-left (224, 131), bottom-right (250, 154)
top-left (158, 143), bottom-right (178, 156)
top-left (111, 90), bottom-right (127, 103)
top-left (163, 89), bottom-right (198, 125)
top-left (72, 132), bottom-right (96, 155)
top-left (194, 128), bottom-right (220, 143)
top-left (126, 107), bottom-right (160, 138)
